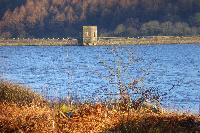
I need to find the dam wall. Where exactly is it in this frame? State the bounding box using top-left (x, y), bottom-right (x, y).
top-left (0, 38), bottom-right (79, 46)
top-left (96, 36), bottom-right (200, 45)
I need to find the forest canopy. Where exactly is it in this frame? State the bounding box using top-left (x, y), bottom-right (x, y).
top-left (1, 0), bottom-right (200, 38)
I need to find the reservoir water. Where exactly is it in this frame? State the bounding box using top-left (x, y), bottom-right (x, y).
top-left (0, 44), bottom-right (200, 113)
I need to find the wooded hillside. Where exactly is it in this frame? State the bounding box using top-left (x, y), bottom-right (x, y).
top-left (1, 0), bottom-right (200, 38)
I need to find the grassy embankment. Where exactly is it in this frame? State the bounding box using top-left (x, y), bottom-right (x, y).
top-left (0, 38), bottom-right (78, 46)
top-left (0, 81), bottom-right (200, 132)
top-left (1, 36), bottom-right (200, 46)
top-left (97, 36), bottom-right (200, 45)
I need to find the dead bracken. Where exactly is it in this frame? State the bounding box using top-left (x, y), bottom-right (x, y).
top-left (0, 81), bottom-right (200, 132)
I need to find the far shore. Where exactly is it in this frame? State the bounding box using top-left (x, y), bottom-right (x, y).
top-left (96, 36), bottom-right (200, 45)
top-left (0, 38), bottom-right (79, 46)
top-left (1, 36), bottom-right (200, 46)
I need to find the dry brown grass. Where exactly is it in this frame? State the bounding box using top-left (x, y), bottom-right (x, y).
top-left (0, 103), bottom-right (200, 133)
top-left (0, 81), bottom-right (200, 132)
top-left (0, 102), bottom-right (54, 133)
top-left (0, 81), bottom-right (46, 106)
top-left (56, 104), bottom-right (200, 133)
top-left (0, 102), bottom-right (200, 133)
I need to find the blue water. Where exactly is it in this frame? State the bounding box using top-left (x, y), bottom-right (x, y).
top-left (0, 45), bottom-right (200, 113)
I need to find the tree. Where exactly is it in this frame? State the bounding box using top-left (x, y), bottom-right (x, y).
top-left (0, 0), bottom-right (199, 37)
top-left (173, 22), bottom-right (192, 35)
top-left (65, 6), bottom-right (78, 24)
top-left (141, 21), bottom-right (160, 35)
top-left (192, 12), bottom-right (200, 26)
top-left (127, 26), bottom-right (138, 36)
top-left (160, 21), bottom-right (174, 35)
top-left (114, 24), bottom-right (126, 36)
top-left (0, 31), bottom-right (11, 39)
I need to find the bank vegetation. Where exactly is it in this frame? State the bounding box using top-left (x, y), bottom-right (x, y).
top-left (0, 81), bottom-right (200, 132)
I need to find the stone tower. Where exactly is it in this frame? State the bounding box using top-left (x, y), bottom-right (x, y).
top-left (83, 26), bottom-right (97, 45)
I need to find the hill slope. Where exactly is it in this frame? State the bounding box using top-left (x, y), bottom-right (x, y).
top-left (1, 0), bottom-right (200, 38)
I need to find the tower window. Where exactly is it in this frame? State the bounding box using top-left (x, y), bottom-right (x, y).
top-left (85, 32), bottom-right (89, 37)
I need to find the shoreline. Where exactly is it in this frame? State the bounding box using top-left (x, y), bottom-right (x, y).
top-left (96, 36), bottom-right (200, 45)
top-left (1, 80), bottom-right (200, 132)
top-left (0, 38), bottom-right (79, 46)
top-left (1, 36), bottom-right (200, 46)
